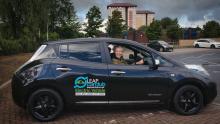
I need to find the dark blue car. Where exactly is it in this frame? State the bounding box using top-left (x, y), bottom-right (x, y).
top-left (12, 38), bottom-right (217, 121)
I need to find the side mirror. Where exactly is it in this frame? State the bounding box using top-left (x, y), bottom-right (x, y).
top-left (155, 59), bottom-right (160, 66)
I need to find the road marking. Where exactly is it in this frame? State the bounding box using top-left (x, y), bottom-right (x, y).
top-left (213, 71), bottom-right (220, 73)
top-left (0, 79), bottom-right (11, 89)
top-left (181, 53), bottom-right (216, 62)
top-left (212, 102), bottom-right (220, 106)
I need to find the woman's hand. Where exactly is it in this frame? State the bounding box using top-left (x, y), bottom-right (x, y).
top-left (135, 59), bottom-right (144, 65)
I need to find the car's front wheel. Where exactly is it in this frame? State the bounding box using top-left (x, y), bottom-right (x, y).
top-left (195, 44), bottom-right (199, 48)
top-left (210, 44), bottom-right (215, 48)
top-left (27, 88), bottom-right (64, 121)
top-left (159, 47), bottom-right (164, 52)
top-left (173, 85), bottom-right (203, 115)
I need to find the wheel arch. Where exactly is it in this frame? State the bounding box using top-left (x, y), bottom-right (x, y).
top-left (24, 82), bottom-right (68, 109)
top-left (170, 78), bottom-right (208, 105)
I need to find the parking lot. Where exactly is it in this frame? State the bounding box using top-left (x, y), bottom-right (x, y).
top-left (163, 48), bottom-right (220, 103)
top-left (0, 48), bottom-right (220, 124)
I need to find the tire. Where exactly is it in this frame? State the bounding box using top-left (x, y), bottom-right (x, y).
top-left (195, 44), bottom-right (199, 48)
top-left (173, 85), bottom-right (203, 115)
top-left (159, 47), bottom-right (164, 52)
top-left (210, 44), bottom-right (215, 49)
top-left (27, 88), bottom-right (64, 121)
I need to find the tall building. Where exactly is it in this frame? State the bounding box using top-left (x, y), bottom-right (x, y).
top-left (107, 3), bottom-right (155, 30)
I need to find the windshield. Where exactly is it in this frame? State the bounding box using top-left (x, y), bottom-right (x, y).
top-left (158, 41), bottom-right (168, 45)
top-left (29, 45), bottom-right (57, 61)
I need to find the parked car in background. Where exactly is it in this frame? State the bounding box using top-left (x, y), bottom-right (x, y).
top-left (148, 40), bottom-right (173, 52)
top-left (193, 39), bottom-right (220, 48)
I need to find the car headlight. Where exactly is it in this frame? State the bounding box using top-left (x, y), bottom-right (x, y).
top-left (185, 64), bottom-right (209, 76)
top-left (19, 64), bottom-right (43, 86)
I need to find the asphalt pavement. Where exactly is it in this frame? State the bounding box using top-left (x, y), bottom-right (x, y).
top-left (162, 48), bottom-right (220, 103)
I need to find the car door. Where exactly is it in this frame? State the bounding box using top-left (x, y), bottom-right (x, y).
top-left (105, 42), bottom-right (173, 104)
top-left (51, 41), bottom-right (109, 103)
top-left (204, 40), bottom-right (210, 47)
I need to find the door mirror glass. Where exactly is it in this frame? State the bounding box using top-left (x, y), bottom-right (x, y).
top-left (155, 59), bottom-right (160, 65)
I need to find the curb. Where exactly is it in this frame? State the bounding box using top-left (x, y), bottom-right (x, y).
top-left (0, 79), bottom-right (11, 90)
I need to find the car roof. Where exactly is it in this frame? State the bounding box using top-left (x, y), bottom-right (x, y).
top-left (44, 38), bottom-right (137, 45)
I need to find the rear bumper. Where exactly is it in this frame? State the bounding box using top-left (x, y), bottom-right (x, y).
top-left (11, 74), bottom-right (27, 108)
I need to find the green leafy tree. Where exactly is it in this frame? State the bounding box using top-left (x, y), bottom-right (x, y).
top-left (161, 17), bottom-right (178, 29)
top-left (84, 6), bottom-right (103, 37)
top-left (106, 10), bottom-right (127, 38)
top-left (166, 25), bottom-right (182, 41)
top-left (145, 20), bottom-right (162, 40)
top-left (202, 21), bottom-right (220, 38)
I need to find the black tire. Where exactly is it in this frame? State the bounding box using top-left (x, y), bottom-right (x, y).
top-left (27, 88), bottom-right (64, 121)
top-left (173, 85), bottom-right (203, 115)
top-left (195, 44), bottom-right (199, 48)
top-left (210, 44), bottom-right (215, 49)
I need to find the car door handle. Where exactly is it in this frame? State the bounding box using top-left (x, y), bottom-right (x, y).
top-left (56, 67), bottom-right (72, 71)
top-left (111, 71), bottom-right (126, 74)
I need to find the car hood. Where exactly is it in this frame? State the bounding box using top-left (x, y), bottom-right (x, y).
top-left (184, 64), bottom-right (210, 76)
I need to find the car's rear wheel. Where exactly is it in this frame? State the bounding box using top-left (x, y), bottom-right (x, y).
top-left (27, 88), bottom-right (63, 121)
top-left (210, 44), bottom-right (215, 48)
top-left (195, 44), bottom-right (199, 48)
top-left (159, 47), bottom-right (164, 52)
top-left (173, 85), bottom-right (203, 115)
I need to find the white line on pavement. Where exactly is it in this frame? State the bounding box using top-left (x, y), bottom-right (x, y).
top-left (0, 79), bottom-right (11, 90)
top-left (212, 102), bottom-right (220, 106)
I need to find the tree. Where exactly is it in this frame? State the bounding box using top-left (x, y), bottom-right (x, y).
top-left (161, 17), bottom-right (178, 29)
top-left (84, 6), bottom-right (103, 37)
top-left (106, 10), bottom-right (127, 38)
top-left (202, 21), bottom-right (220, 38)
top-left (145, 20), bottom-right (162, 40)
top-left (166, 25), bottom-right (182, 41)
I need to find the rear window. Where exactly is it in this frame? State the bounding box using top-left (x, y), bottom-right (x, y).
top-left (29, 45), bottom-right (57, 61)
top-left (59, 43), bottom-right (102, 63)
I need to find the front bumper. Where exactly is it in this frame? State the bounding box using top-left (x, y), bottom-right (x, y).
top-left (11, 74), bottom-right (27, 108)
top-left (164, 47), bottom-right (173, 52)
top-left (205, 82), bottom-right (217, 104)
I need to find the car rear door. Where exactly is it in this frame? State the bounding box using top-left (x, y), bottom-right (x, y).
top-left (51, 41), bottom-right (109, 103)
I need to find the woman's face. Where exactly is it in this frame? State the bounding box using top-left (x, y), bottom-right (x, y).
top-left (114, 47), bottom-right (123, 59)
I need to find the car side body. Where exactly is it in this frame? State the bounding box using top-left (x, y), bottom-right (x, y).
top-left (148, 40), bottom-right (173, 52)
top-left (193, 39), bottom-right (220, 48)
top-left (12, 38), bottom-right (217, 121)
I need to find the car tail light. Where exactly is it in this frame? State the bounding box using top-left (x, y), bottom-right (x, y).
top-left (19, 64), bottom-right (43, 86)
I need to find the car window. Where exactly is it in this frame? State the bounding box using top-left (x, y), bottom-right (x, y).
top-left (60, 44), bottom-right (68, 58)
top-left (29, 45), bottom-right (57, 61)
top-left (60, 43), bottom-right (102, 63)
top-left (108, 43), bottom-right (152, 65)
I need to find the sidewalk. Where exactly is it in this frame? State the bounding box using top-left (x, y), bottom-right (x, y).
top-left (0, 83), bottom-right (220, 124)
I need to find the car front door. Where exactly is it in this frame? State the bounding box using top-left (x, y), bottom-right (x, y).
top-left (52, 41), bottom-right (109, 103)
top-left (105, 42), bottom-right (173, 104)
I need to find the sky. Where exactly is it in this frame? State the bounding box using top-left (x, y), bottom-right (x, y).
top-left (71, 0), bottom-right (220, 28)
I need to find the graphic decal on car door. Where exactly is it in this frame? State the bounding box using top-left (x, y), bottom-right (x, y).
top-left (74, 76), bottom-right (106, 96)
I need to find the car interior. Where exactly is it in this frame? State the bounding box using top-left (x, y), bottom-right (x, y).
top-left (108, 44), bottom-right (153, 65)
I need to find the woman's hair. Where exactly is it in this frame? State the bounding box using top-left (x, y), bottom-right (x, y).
top-left (113, 45), bottom-right (123, 52)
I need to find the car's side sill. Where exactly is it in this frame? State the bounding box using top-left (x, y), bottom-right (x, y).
top-left (75, 100), bottom-right (160, 105)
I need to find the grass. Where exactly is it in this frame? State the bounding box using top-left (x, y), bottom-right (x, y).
top-left (0, 53), bottom-right (33, 86)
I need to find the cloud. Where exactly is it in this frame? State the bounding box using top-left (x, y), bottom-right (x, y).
top-left (71, 0), bottom-right (220, 27)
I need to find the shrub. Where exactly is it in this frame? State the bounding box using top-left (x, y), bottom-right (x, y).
top-left (0, 38), bottom-right (22, 55)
